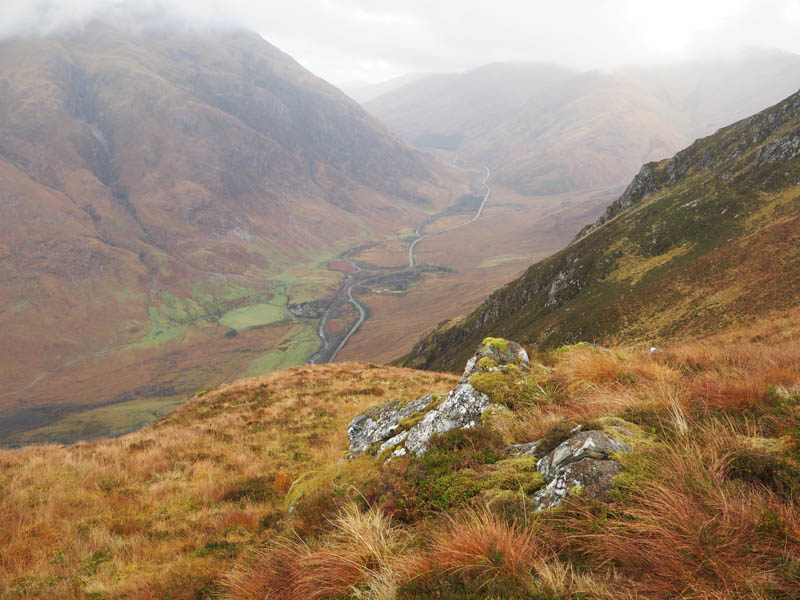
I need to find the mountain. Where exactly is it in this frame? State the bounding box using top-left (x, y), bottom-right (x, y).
top-left (402, 87), bottom-right (800, 372)
top-left (367, 53), bottom-right (800, 195)
top-left (0, 22), bottom-right (462, 443)
top-left (339, 72), bottom-right (425, 103)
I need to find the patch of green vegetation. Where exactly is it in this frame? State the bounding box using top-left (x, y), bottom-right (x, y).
top-left (221, 477), bottom-right (275, 503)
top-left (10, 396), bottom-right (188, 445)
top-left (244, 323), bottom-right (320, 376)
top-left (126, 325), bottom-right (184, 350)
top-left (477, 356), bottom-right (498, 370)
top-left (477, 253), bottom-right (530, 269)
top-left (193, 540), bottom-right (241, 559)
top-left (727, 449), bottom-right (800, 499)
top-left (482, 337), bottom-right (509, 352)
top-left (398, 411), bottom-right (428, 431)
top-left (219, 303), bottom-right (285, 331)
top-left (596, 417), bottom-right (651, 448)
top-left (469, 365), bottom-right (545, 410)
top-left (480, 457), bottom-right (545, 494)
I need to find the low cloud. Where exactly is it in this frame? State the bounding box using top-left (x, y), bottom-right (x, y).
top-left (2, 0), bottom-right (799, 84)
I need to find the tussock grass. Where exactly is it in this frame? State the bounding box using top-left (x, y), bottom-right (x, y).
top-left (227, 316), bottom-right (800, 599)
top-left (0, 364), bottom-right (456, 598)
top-left (4, 314), bottom-right (800, 598)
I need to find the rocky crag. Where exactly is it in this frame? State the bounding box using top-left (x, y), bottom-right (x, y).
top-left (348, 337), bottom-right (633, 509)
top-left (401, 88), bottom-right (800, 372)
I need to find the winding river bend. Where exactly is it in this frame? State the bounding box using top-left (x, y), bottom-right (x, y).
top-left (310, 166), bottom-right (491, 364)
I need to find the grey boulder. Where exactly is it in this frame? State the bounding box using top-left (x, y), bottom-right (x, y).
top-left (533, 430), bottom-right (631, 510)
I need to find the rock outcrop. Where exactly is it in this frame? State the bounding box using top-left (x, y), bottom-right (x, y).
top-left (347, 338), bottom-right (529, 460)
top-left (532, 430), bottom-right (631, 510)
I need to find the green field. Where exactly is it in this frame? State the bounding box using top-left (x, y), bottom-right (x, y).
top-left (127, 325), bottom-right (184, 350)
top-left (219, 303), bottom-right (286, 331)
top-left (244, 323), bottom-right (320, 376)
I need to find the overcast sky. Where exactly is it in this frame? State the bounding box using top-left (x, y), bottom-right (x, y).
top-left (2, 0), bottom-right (800, 85)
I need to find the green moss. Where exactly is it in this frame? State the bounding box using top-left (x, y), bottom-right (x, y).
top-left (480, 457), bottom-right (545, 494)
top-left (477, 356), bottom-right (498, 370)
top-left (567, 484), bottom-right (585, 497)
top-left (469, 366), bottom-right (545, 410)
top-left (551, 341), bottom-right (595, 358)
top-left (481, 337), bottom-right (509, 352)
top-left (596, 417), bottom-right (651, 448)
top-left (398, 411), bottom-right (427, 431)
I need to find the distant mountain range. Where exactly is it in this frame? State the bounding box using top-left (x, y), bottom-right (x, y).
top-left (367, 53), bottom-right (800, 195)
top-left (403, 86), bottom-right (800, 371)
top-left (0, 22), bottom-right (461, 442)
top-left (340, 72), bottom-right (425, 103)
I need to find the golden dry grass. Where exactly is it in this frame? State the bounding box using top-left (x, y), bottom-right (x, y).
top-left (3, 313), bottom-right (800, 599)
top-left (225, 316), bottom-right (800, 600)
top-left (0, 363), bottom-right (457, 598)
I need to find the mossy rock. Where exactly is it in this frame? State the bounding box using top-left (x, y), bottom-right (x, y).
top-left (477, 356), bottom-right (498, 370)
top-left (596, 416), bottom-right (652, 449)
top-left (481, 337), bottom-right (509, 353)
top-left (469, 366), bottom-right (544, 410)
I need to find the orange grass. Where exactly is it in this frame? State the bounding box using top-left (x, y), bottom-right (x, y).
top-left (4, 314), bottom-right (800, 599)
top-left (0, 364), bottom-right (457, 599)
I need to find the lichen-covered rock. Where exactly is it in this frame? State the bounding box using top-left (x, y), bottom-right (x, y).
top-left (536, 430), bottom-right (631, 480)
top-left (532, 430), bottom-right (632, 510)
top-left (347, 338), bottom-right (528, 460)
top-left (461, 337), bottom-right (529, 382)
top-left (505, 441), bottom-right (540, 457)
top-left (533, 458), bottom-right (624, 510)
top-left (403, 382), bottom-right (491, 456)
top-left (347, 394), bottom-right (435, 454)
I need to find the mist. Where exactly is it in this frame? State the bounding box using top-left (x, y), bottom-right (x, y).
top-left (3, 0), bottom-right (800, 86)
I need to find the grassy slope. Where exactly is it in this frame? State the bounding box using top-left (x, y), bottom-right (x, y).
top-left (0, 364), bottom-right (458, 598)
top-left (2, 314), bottom-right (799, 598)
top-left (401, 89), bottom-right (800, 373)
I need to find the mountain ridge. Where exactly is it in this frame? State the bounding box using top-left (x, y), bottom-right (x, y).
top-left (367, 54), bottom-right (800, 195)
top-left (401, 87), bottom-right (800, 372)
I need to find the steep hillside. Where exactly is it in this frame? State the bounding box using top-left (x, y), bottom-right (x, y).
top-left (2, 320), bottom-right (799, 598)
top-left (367, 54), bottom-right (800, 195)
top-left (403, 88), bottom-right (800, 373)
top-left (0, 22), bottom-right (463, 442)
